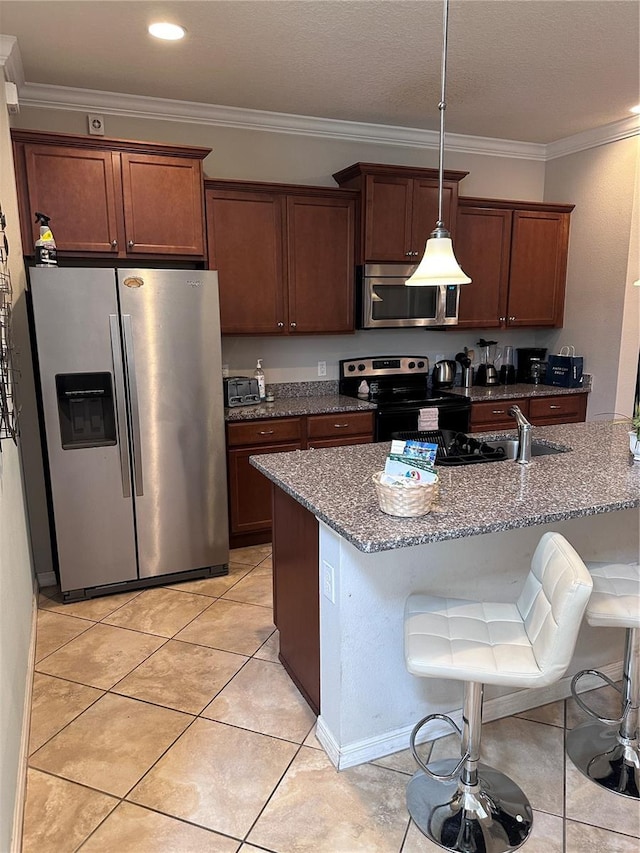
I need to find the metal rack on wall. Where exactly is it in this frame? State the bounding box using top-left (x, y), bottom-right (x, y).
top-left (0, 203), bottom-right (19, 449)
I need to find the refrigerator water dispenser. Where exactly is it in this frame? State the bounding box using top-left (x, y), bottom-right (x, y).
top-left (55, 372), bottom-right (116, 449)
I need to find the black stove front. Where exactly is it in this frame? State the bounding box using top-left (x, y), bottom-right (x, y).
top-left (339, 356), bottom-right (471, 441)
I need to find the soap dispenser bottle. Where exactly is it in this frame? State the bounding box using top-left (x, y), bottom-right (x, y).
top-left (254, 359), bottom-right (266, 401)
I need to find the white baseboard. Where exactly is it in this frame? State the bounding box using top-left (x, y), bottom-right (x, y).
top-left (319, 661), bottom-right (623, 771)
top-left (10, 584), bottom-right (38, 853)
top-left (36, 571), bottom-right (57, 589)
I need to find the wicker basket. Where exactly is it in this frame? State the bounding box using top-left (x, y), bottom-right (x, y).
top-left (372, 471), bottom-right (439, 518)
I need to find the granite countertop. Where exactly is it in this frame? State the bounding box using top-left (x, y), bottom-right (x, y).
top-left (447, 382), bottom-right (590, 403)
top-left (225, 394), bottom-right (377, 421)
top-left (225, 381), bottom-right (589, 421)
top-left (251, 421), bottom-right (639, 553)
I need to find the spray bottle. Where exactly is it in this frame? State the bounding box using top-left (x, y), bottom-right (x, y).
top-left (254, 359), bottom-right (266, 401)
top-left (34, 212), bottom-right (57, 268)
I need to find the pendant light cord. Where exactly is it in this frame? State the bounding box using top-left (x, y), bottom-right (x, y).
top-left (436, 0), bottom-right (449, 230)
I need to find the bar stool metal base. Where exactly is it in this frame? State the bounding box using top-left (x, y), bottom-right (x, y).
top-left (407, 759), bottom-right (533, 853)
top-left (566, 719), bottom-right (640, 799)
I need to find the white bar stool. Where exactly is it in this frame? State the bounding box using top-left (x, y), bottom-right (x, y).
top-left (404, 532), bottom-right (593, 853)
top-left (566, 561), bottom-right (639, 799)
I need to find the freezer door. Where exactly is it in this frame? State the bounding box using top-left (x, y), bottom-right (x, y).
top-left (118, 269), bottom-right (228, 577)
top-left (29, 268), bottom-right (137, 592)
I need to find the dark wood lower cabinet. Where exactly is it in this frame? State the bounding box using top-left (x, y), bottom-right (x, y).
top-left (272, 485), bottom-right (320, 714)
top-left (226, 411), bottom-right (374, 548)
top-left (227, 442), bottom-right (301, 547)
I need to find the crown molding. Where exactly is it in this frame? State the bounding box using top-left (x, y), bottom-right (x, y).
top-left (17, 82), bottom-right (545, 160)
top-left (0, 35), bottom-right (25, 87)
top-left (546, 114), bottom-right (640, 160)
top-left (15, 81), bottom-right (638, 162)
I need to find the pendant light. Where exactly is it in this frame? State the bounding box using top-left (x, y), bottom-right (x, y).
top-left (406, 0), bottom-right (471, 287)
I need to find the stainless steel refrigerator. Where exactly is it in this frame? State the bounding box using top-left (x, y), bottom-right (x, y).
top-left (29, 267), bottom-right (228, 600)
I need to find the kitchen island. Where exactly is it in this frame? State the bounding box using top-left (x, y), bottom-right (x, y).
top-left (251, 421), bottom-right (639, 769)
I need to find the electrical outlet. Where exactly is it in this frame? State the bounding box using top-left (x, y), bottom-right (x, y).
top-left (322, 560), bottom-right (335, 603)
top-left (88, 114), bottom-right (105, 136)
top-left (318, 361), bottom-right (327, 377)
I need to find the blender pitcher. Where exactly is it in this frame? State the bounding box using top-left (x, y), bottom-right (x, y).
top-left (476, 339), bottom-right (499, 386)
top-left (499, 345), bottom-right (516, 385)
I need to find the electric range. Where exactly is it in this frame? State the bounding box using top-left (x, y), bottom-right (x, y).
top-left (339, 355), bottom-right (471, 441)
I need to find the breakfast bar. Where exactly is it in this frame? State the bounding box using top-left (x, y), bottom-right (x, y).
top-left (251, 421), bottom-right (640, 769)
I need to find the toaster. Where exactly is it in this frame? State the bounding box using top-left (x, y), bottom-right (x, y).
top-left (223, 376), bottom-right (261, 407)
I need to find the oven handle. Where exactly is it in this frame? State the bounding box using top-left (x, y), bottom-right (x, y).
top-left (374, 401), bottom-right (471, 442)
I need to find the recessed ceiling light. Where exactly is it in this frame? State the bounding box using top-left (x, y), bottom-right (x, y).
top-left (148, 22), bottom-right (185, 41)
top-left (631, 105), bottom-right (640, 114)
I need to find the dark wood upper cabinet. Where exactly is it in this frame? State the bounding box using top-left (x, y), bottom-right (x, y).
top-left (455, 197), bottom-right (574, 329)
top-left (11, 130), bottom-right (210, 260)
top-left (206, 187), bottom-right (286, 335)
top-left (332, 162), bottom-right (468, 263)
top-left (120, 153), bottom-right (205, 255)
top-left (507, 210), bottom-right (571, 326)
top-left (205, 179), bottom-right (357, 335)
top-left (455, 206), bottom-right (513, 329)
top-left (286, 194), bottom-right (354, 334)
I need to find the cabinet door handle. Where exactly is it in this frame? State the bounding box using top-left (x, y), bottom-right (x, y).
top-left (111, 239), bottom-right (118, 249)
top-left (333, 423), bottom-right (349, 428)
top-left (290, 322), bottom-right (297, 328)
top-left (127, 240), bottom-right (135, 249)
top-left (509, 316), bottom-right (516, 321)
top-left (277, 322), bottom-right (284, 328)
top-left (549, 405), bottom-right (561, 410)
top-left (405, 251), bottom-right (413, 257)
top-left (491, 409), bottom-right (506, 414)
top-left (499, 316), bottom-right (506, 322)
top-left (258, 430), bottom-right (275, 435)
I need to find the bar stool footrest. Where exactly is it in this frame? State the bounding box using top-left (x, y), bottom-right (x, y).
top-left (570, 669), bottom-right (623, 726)
top-left (410, 713), bottom-right (467, 781)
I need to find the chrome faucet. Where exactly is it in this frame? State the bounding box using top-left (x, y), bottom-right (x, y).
top-left (509, 405), bottom-right (532, 464)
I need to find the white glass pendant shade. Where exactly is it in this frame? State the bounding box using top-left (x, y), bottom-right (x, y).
top-left (405, 235), bottom-right (471, 286)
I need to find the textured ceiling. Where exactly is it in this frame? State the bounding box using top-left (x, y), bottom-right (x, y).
top-left (1, 0), bottom-right (638, 143)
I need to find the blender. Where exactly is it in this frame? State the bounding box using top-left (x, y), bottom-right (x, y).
top-left (499, 345), bottom-right (516, 385)
top-left (475, 339), bottom-right (499, 386)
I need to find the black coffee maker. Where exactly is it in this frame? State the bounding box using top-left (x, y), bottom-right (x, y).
top-left (516, 348), bottom-right (547, 383)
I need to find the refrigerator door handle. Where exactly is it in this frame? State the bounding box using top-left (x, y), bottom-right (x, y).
top-left (122, 314), bottom-right (144, 496)
top-left (109, 314), bottom-right (131, 498)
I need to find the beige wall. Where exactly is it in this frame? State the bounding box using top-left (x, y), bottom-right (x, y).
top-left (14, 105), bottom-right (545, 198)
top-left (0, 77), bottom-right (36, 852)
top-left (544, 136), bottom-right (640, 419)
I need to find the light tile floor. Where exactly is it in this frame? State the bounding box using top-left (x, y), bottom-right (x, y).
top-left (22, 544), bottom-right (640, 852)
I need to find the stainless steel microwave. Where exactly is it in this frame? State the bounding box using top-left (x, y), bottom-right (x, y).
top-left (357, 263), bottom-right (460, 329)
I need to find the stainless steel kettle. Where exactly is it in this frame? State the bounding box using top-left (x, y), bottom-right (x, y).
top-left (432, 360), bottom-right (457, 388)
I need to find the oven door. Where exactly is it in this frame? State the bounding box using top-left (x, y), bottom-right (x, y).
top-left (376, 401), bottom-right (471, 441)
top-left (360, 277), bottom-right (459, 329)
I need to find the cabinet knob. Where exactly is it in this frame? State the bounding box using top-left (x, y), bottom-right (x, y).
top-left (290, 322), bottom-right (297, 328)
top-left (277, 322), bottom-right (284, 328)
top-left (499, 317), bottom-right (506, 322)
top-left (509, 316), bottom-right (516, 321)
top-left (127, 240), bottom-right (135, 249)
top-left (110, 239), bottom-right (118, 249)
